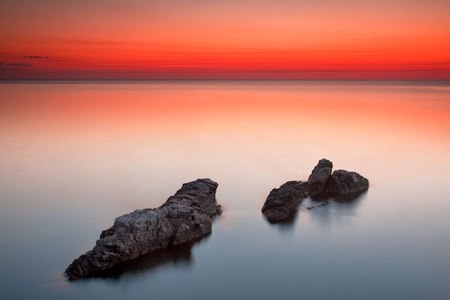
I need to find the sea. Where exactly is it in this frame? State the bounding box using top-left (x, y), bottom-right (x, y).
top-left (1, 81), bottom-right (449, 299)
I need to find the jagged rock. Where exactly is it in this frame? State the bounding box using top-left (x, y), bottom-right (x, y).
top-left (307, 159), bottom-right (333, 197)
top-left (328, 170), bottom-right (369, 194)
top-left (65, 178), bottom-right (221, 280)
top-left (262, 181), bottom-right (308, 223)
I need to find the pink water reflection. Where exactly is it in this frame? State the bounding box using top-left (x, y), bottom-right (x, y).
top-left (1, 82), bottom-right (449, 215)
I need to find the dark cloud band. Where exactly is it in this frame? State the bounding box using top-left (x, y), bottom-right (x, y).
top-left (23, 55), bottom-right (49, 59)
top-left (0, 61), bottom-right (32, 67)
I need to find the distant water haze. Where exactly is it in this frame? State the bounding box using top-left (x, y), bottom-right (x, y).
top-left (0, 81), bottom-right (449, 299)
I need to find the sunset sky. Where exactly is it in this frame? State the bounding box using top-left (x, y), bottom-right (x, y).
top-left (1, 0), bottom-right (450, 80)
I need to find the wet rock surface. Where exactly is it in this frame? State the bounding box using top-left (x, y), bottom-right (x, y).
top-left (261, 181), bottom-right (308, 223)
top-left (65, 178), bottom-right (221, 280)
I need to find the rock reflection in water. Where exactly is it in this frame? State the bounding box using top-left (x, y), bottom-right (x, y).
top-left (304, 191), bottom-right (368, 229)
top-left (79, 237), bottom-right (210, 281)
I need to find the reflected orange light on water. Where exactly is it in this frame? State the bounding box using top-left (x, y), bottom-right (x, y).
top-left (1, 83), bottom-right (449, 141)
top-left (0, 81), bottom-right (449, 229)
top-left (1, 81), bottom-right (450, 300)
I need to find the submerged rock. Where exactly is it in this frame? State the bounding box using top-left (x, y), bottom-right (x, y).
top-left (307, 159), bottom-right (333, 197)
top-left (305, 201), bottom-right (329, 210)
top-left (327, 170), bottom-right (369, 195)
top-left (65, 178), bottom-right (221, 280)
top-left (262, 181), bottom-right (308, 223)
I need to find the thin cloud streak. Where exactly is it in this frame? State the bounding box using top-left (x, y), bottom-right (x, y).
top-left (23, 55), bottom-right (49, 59)
top-left (0, 61), bottom-right (32, 67)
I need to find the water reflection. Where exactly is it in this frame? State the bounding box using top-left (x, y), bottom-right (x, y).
top-left (302, 192), bottom-right (367, 229)
top-left (262, 210), bottom-right (299, 233)
top-left (331, 190), bottom-right (368, 203)
top-left (264, 188), bottom-right (367, 230)
top-left (0, 81), bottom-right (449, 300)
top-left (76, 237), bottom-right (210, 282)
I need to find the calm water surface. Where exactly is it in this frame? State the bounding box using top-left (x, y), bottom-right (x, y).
top-left (1, 81), bottom-right (449, 299)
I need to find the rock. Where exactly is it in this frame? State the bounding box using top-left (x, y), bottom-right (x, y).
top-left (327, 170), bottom-right (369, 194)
top-left (263, 159), bottom-right (369, 221)
top-left (262, 181), bottom-right (308, 223)
top-left (307, 159), bottom-right (333, 197)
top-left (65, 178), bottom-right (221, 280)
top-left (308, 159), bottom-right (369, 197)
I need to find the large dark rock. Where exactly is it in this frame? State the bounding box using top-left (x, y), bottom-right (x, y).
top-left (262, 181), bottom-right (308, 223)
top-left (327, 170), bottom-right (369, 195)
top-left (307, 158), bottom-right (333, 197)
top-left (65, 178), bottom-right (221, 280)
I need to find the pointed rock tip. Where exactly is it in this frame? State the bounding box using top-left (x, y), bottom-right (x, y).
top-left (317, 158), bottom-right (333, 168)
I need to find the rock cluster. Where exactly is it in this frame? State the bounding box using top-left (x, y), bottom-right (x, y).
top-left (65, 178), bottom-right (221, 280)
top-left (65, 160), bottom-right (369, 279)
top-left (262, 159), bottom-right (369, 222)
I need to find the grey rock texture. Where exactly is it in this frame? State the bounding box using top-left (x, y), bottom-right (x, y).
top-left (65, 178), bottom-right (221, 280)
top-left (328, 170), bottom-right (369, 194)
top-left (307, 159), bottom-right (333, 197)
top-left (261, 181), bottom-right (308, 223)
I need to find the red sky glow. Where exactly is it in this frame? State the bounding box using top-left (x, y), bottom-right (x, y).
top-left (1, 0), bottom-right (450, 80)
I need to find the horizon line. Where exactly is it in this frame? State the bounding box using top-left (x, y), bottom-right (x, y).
top-left (1, 78), bottom-right (450, 84)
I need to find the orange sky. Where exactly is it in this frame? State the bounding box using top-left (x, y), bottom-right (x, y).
top-left (1, 0), bottom-right (450, 80)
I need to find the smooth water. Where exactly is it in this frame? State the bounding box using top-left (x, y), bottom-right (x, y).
top-left (1, 81), bottom-right (449, 300)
